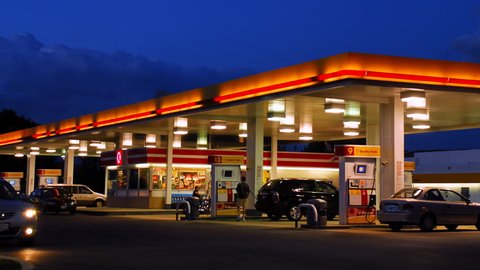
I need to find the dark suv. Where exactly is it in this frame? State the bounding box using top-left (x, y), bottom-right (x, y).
top-left (29, 187), bottom-right (77, 215)
top-left (255, 178), bottom-right (339, 221)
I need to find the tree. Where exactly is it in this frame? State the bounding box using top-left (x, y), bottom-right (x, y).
top-left (0, 109), bottom-right (37, 133)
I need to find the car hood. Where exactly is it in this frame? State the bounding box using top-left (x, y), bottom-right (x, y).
top-left (0, 199), bottom-right (34, 212)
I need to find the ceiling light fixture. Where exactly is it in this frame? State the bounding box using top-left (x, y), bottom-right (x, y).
top-left (412, 120), bottom-right (430, 129)
top-left (406, 108), bottom-right (428, 119)
top-left (279, 124), bottom-right (295, 133)
top-left (344, 129), bottom-right (360, 136)
top-left (238, 122), bottom-right (247, 137)
top-left (267, 111), bottom-right (286, 121)
top-left (343, 118), bottom-right (361, 129)
top-left (210, 120), bottom-right (227, 130)
top-left (400, 90), bottom-right (426, 104)
top-left (324, 103), bottom-right (345, 114)
top-left (173, 127), bottom-right (189, 135)
top-left (196, 143), bottom-right (208, 150)
top-left (299, 133), bottom-right (313, 140)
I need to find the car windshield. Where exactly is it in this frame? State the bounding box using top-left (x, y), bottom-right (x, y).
top-left (0, 179), bottom-right (19, 200)
top-left (392, 188), bottom-right (423, 199)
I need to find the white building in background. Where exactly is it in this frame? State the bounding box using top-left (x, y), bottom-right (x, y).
top-left (412, 149), bottom-right (480, 202)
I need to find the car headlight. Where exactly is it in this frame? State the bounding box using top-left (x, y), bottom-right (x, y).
top-left (23, 208), bottom-right (37, 218)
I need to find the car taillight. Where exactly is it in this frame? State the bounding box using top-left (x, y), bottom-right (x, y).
top-left (272, 191), bottom-right (279, 204)
top-left (402, 204), bottom-right (414, 211)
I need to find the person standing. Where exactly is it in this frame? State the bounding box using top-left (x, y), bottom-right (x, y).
top-left (236, 177), bottom-right (250, 221)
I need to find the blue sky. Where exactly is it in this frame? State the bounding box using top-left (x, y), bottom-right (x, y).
top-left (1, 0), bottom-right (480, 151)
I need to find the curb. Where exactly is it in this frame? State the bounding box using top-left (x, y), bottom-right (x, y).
top-left (0, 255), bottom-right (35, 270)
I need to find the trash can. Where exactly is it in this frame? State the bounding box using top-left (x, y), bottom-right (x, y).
top-left (186, 196), bottom-right (200, 220)
top-left (306, 198), bottom-right (327, 226)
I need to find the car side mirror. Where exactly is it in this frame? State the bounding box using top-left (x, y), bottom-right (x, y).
top-left (466, 199), bottom-right (471, 205)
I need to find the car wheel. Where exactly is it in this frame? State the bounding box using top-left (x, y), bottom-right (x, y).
top-left (445, 225), bottom-right (458, 231)
top-left (95, 199), bottom-right (105, 207)
top-left (267, 212), bottom-right (282, 221)
top-left (389, 223), bottom-right (403, 232)
top-left (420, 214), bottom-right (436, 232)
top-left (287, 206), bottom-right (302, 221)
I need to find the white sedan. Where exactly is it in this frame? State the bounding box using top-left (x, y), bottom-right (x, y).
top-left (378, 187), bottom-right (480, 232)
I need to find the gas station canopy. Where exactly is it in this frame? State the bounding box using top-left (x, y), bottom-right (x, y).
top-left (1, 52), bottom-right (480, 155)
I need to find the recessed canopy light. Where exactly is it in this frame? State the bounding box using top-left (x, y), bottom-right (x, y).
top-left (173, 127), bottom-right (189, 135)
top-left (210, 120), bottom-right (227, 130)
top-left (279, 125), bottom-right (295, 133)
top-left (412, 121), bottom-right (430, 129)
top-left (406, 108), bottom-right (428, 120)
top-left (299, 134), bottom-right (313, 140)
top-left (267, 112), bottom-right (286, 121)
top-left (400, 90), bottom-right (425, 103)
top-left (344, 129), bottom-right (360, 136)
top-left (324, 103), bottom-right (345, 114)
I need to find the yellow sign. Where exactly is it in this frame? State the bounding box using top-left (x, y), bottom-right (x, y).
top-left (208, 155), bottom-right (244, 165)
top-left (404, 161), bottom-right (416, 171)
top-left (335, 145), bottom-right (381, 158)
top-left (36, 169), bottom-right (62, 176)
top-left (0, 172), bottom-right (24, 178)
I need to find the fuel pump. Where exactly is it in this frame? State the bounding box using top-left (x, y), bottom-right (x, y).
top-left (37, 169), bottom-right (62, 186)
top-left (208, 155), bottom-right (243, 217)
top-left (335, 145), bottom-right (380, 225)
top-left (0, 172), bottom-right (24, 192)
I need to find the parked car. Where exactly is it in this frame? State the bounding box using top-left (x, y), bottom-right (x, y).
top-left (0, 178), bottom-right (37, 245)
top-left (47, 184), bottom-right (107, 207)
top-left (378, 187), bottom-right (480, 232)
top-left (255, 178), bottom-right (339, 221)
top-left (29, 186), bottom-right (77, 215)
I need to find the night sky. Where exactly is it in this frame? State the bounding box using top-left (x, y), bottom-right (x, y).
top-left (1, 0), bottom-right (480, 152)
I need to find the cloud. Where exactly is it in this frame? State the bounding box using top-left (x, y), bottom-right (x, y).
top-left (0, 33), bottom-right (255, 124)
top-left (452, 30), bottom-right (480, 62)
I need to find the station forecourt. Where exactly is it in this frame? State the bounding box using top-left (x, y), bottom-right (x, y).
top-left (2, 52), bottom-right (480, 224)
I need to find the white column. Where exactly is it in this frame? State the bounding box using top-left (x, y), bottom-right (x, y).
top-left (26, 155), bottom-right (36, 194)
top-left (380, 96), bottom-right (404, 200)
top-left (165, 120), bottom-right (174, 207)
top-left (270, 127), bottom-right (278, 180)
top-left (246, 106), bottom-right (264, 214)
top-left (366, 103), bottom-right (380, 208)
top-left (63, 149), bottom-right (75, 184)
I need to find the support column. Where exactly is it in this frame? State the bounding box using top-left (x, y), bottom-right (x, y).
top-left (270, 127), bottom-right (278, 180)
top-left (63, 149), bottom-right (75, 184)
top-left (246, 104), bottom-right (264, 214)
top-left (165, 120), bottom-right (174, 208)
top-left (380, 96), bottom-right (404, 200)
top-left (26, 155), bottom-right (36, 194)
top-left (366, 103), bottom-right (380, 208)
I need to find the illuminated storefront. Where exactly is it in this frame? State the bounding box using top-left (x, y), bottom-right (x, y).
top-left (100, 148), bottom-right (338, 208)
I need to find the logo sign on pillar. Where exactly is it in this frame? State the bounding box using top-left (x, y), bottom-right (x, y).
top-left (334, 145), bottom-right (381, 158)
top-left (208, 155), bottom-right (244, 165)
top-left (116, 150), bottom-right (123, 165)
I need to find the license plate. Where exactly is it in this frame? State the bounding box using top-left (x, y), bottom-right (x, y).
top-left (0, 223), bottom-right (9, 232)
top-left (61, 205), bottom-right (67, 209)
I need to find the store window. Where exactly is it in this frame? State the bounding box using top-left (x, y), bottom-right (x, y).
top-left (127, 168), bottom-right (150, 190)
top-left (107, 169), bottom-right (127, 197)
top-left (152, 167), bottom-right (166, 190)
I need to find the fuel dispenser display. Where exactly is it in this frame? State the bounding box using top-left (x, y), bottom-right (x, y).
top-left (335, 145), bottom-right (380, 225)
top-left (37, 169), bottom-right (62, 186)
top-left (0, 172), bottom-right (24, 192)
top-left (208, 155), bottom-right (244, 217)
